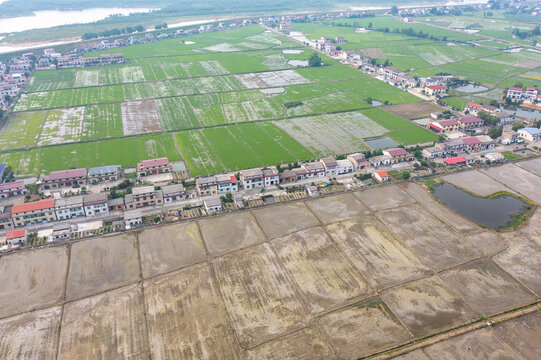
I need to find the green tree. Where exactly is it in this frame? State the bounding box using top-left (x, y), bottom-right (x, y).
top-left (390, 6), bottom-right (398, 15)
top-left (308, 53), bottom-right (322, 67)
top-left (487, 125), bottom-right (503, 139)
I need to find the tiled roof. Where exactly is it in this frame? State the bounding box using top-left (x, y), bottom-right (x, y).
top-left (6, 228), bottom-right (26, 239)
top-left (12, 198), bottom-right (55, 214)
top-left (444, 156), bottom-right (467, 165)
top-left (45, 168), bottom-right (86, 181)
top-left (138, 157), bottom-right (170, 169)
top-left (374, 170), bottom-right (388, 178)
top-left (458, 116), bottom-right (483, 124)
top-left (384, 148), bottom-right (408, 157)
top-left (0, 180), bottom-right (24, 191)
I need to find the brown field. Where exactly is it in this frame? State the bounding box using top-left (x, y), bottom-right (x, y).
top-left (305, 193), bottom-right (369, 224)
top-left (0, 306), bottom-right (61, 360)
top-left (327, 216), bottom-right (431, 290)
top-left (465, 231), bottom-right (506, 256)
top-left (377, 204), bottom-right (481, 271)
top-left (360, 47), bottom-right (385, 59)
top-left (318, 297), bottom-right (412, 359)
top-left (0, 245), bottom-right (68, 319)
top-left (138, 222), bottom-right (206, 278)
top-left (272, 226), bottom-right (372, 314)
top-left (244, 327), bottom-right (333, 360)
top-left (494, 311), bottom-right (541, 359)
top-left (66, 234), bottom-right (140, 301)
top-left (520, 209), bottom-right (541, 243)
top-left (380, 276), bottom-right (476, 337)
top-left (144, 263), bottom-right (241, 360)
top-left (58, 284), bottom-right (148, 359)
top-left (442, 169), bottom-right (517, 196)
top-left (401, 182), bottom-right (478, 235)
top-left (481, 163), bottom-right (541, 203)
top-left (382, 101), bottom-right (445, 119)
top-left (121, 99), bottom-right (161, 136)
top-left (355, 184), bottom-right (415, 211)
top-left (199, 211), bottom-right (266, 257)
top-left (252, 202), bottom-right (319, 239)
top-left (213, 243), bottom-right (310, 348)
top-left (439, 259), bottom-right (536, 316)
top-left (516, 157), bottom-right (541, 177)
top-left (422, 328), bottom-right (525, 359)
top-left (394, 350), bottom-right (431, 359)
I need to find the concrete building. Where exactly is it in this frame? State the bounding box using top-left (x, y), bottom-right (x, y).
top-left (40, 168), bottom-right (86, 190)
top-left (0, 206), bottom-right (14, 230)
top-left (501, 130), bottom-right (522, 145)
top-left (518, 127), bottom-right (541, 142)
top-left (240, 168), bottom-right (264, 189)
top-left (216, 174), bottom-right (238, 194)
top-left (0, 180), bottom-right (26, 198)
top-left (428, 119), bottom-right (460, 133)
top-left (108, 197), bottom-right (124, 212)
top-left (336, 159), bottom-right (354, 174)
top-left (301, 162), bottom-right (326, 178)
top-left (125, 186), bottom-right (163, 210)
top-left (485, 152), bottom-right (505, 163)
top-left (263, 167), bottom-right (279, 186)
top-left (88, 165), bottom-right (121, 184)
top-left (347, 153), bottom-right (367, 171)
top-left (196, 176), bottom-right (218, 197)
top-left (383, 148), bottom-right (413, 164)
top-left (5, 228), bottom-right (27, 245)
top-left (162, 184), bottom-right (187, 203)
top-left (372, 170), bottom-right (389, 183)
top-left (83, 193), bottom-right (109, 216)
top-left (204, 197), bottom-right (222, 214)
top-left (369, 155), bottom-right (392, 167)
top-left (425, 85), bottom-right (446, 96)
top-left (320, 157), bottom-right (338, 176)
top-left (55, 196), bottom-right (85, 220)
top-left (422, 146), bottom-right (445, 159)
top-left (11, 198), bottom-right (56, 227)
top-left (124, 210), bottom-right (143, 229)
top-left (137, 157), bottom-right (172, 177)
top-left (457, 115), bottom-right (484, 130)
top-left (51, 223), bottom-right (71, 241)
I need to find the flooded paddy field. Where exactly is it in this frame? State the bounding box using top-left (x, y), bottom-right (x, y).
top-left (0, 165), bottom-right (540, 359)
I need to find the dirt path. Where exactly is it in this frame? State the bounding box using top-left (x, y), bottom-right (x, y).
top-left (367, 302), bottom-right (541, 359)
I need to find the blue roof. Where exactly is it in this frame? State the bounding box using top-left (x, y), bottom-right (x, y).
top-left (0, 163), bottom-right (6, 175)
top-left (88, 165), bottom-right (120, 176)
top-left (522, 127), bottom-right (541, 135)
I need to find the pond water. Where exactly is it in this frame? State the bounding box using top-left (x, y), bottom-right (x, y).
top-left (514, 148), bottom-right (532, 155)
top-left (287, 59), bottom-right (308, 67)
top-left (453, 84), bottom-right (488, 93)
top-left (282, 49), bottom-right (303, 54)
top-left (504, 108), bottom-right (541, 121)
top-left (364, 137), bottom-right (399, 150)
top-left (371, 100), bottom-right (383, 106)
top-left (0, 8), bottom-right (157, 33)
top-left (432, 182), bottom-right (531, 228)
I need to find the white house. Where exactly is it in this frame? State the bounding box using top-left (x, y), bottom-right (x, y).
top-left (83, 193), bottom-right (109, 217)
top-left (124, 210), bottom-right (143, 229)
top-left (320, 157), bottom-right (338, 176)
top-left (263, 167), bottom-right (280, 187)
top-left (301, 162), bottom-right (326, 178)
top-left (5, 228), bottom-right (27, 245)
top-left (336, 159), bottom-right (354, 174)
top-left (518, 127), bottom-right (541, 142)
top-left (161, 184), bottom-right (187, 203)
top-left (240, 168), bottom-right (264, 189)
top-left (55, 196), bottom-right (85, 220)
top-left (372, 170), bottom-right (389, 183)
top-left (216, 174), bottom-right (238, 194)
top-left (369, 155), bottom-right (391, 167)
top-left (204, 197), bottom-right (222, 214)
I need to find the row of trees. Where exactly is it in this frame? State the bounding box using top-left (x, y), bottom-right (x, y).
top-left (82, 24), bottom-right (145, 40)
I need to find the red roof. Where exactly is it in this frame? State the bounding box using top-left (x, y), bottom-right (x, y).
top-left (12, 198), bottom-right (55, 214)
top-left (443, 156), bottom-right (467, 165)
top-left (230, 175), bottom-right (238, 183)
top-left (467, 102), bottom-right (482, 108)
top-left (526, 86), bottom-right (538, 91)
top-left (436, 119), bottom-right (459, 127)
top-left (461, 136), bottom-right (480, 145)
top-left (508, 87), bottom-right (523, 92)
top-left (139, 157), bottom-right (170, 169)
top-left (0, 180), bottom-right (24, 191)
top-left (429, 123), bottom-right (442, 131)
top-left (46, 168), bottom-right (86, 181)
top-left (384, 148), bottom-right (408, 157)
top-left (458, 115), bottom-right (483, 124)
top-left (427, 85), bottom-right (444, 90)
top-left (374, 170), bottom-right (389, 178)
top-left (6, 228), bottom-right (26, 240)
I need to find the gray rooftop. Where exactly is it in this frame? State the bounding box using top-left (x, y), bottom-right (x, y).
top-left (162, 184), bottom-right (185, 195)
top-left (132, 186), bottom-right (155, 196)
top-left (55, 196), bottom-right (84, 208)
top-left (88, 165), bottom-right (120, 176)
top-left (124, 210), bottom-right (142, 220)
top-left (83, 193), bottom-right (108, 204)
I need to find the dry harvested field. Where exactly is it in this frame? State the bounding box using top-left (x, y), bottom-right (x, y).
top-left (120, 99), bottom-right (161, 136)
top-left (481, 163), bottom-right (541, 203)
top-left (442, 169), bottom-right (517, 196)
top-left (1, 179), bottom-right (541, 359)
top-left (382, 101), bottom-right (445, 119)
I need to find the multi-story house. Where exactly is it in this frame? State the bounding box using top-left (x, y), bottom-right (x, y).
top-left (347, 153), bottom-right (367, 171)
top-left (196, 176), bottom-right (218, 197)
top-left (11, 198), bottom-right (56, 227)
top-left (461, 136), bottom-right (481, 152)
top-left (124, 186), bottom-right (163, 210)
top-left (5, 228), bottom-right (27, 246)
top-left (336, 159), bottom-right (354, 174)
top-left (40, 168), bottom-right (86, 190)
top-left (137, 157), bottom-right (172, 177)
top-left (263, 167), bottom-right (279, 186)
top-left (0, 206), bottom-right (14, 230)
top-left (518, 127), bottom-right (541, 142)
top-left (162, 184), bottom-right (187, 203)
top-left (240, 168), bottom-right (264, 189)
top-left (88, 165), bottom-right (121, 184)
top-left (382, 148), bottom-right (413, 164)
top-left (428, 119), bottom-right (459, 133)
top-left (83, 193), bottom-right (109, 216)
top-left (0, 180), bottom-right (27, 198)
top-left (301, 162), bottom-right (326, 178)
top-left (320, 157), bottom-right (338, 176)
top-left (216, 174), bottom-right (238, 194)
top-left (55, 196), bottom-right (85, 220)
top-left (457, 115), bottom-right (484, 130)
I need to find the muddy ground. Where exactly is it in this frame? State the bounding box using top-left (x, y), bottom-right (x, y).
top-left (382, 101), bottom-right (445, 120)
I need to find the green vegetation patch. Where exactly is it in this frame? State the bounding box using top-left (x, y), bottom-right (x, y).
top-left (40, 142), bottom-right (100, 174)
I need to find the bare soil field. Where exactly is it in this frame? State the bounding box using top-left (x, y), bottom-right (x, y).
top-left (138, 222), bottom-right (206, 278)
top-left (252, 202), bottom-right (319, 239)
top-left (245, 326), bottom-right (333, 360)
top-left (318, 297), bottom-right (412, 359)
top-left (481, 163), bottom-right (541, 203)
top-left (377, 204), bottom-right (481, 271)
top-left (380, 276), bottom-right (476, 337)
top-left (355, 184), bottom-right (415, 211)
top-left (305, 193), bottom-right (369, 224)
top-left (401, 182), bottom-right (478, 235)
top-left (66, 234), bottom-right (140, 301)
top-left (0, 245), bottom-right (68, 319)
top-left (516, 157), bottom-right (541, 177)
top-left (382, 101), bottom-right (445, 119)
top-left (199, 211), bottom-right (266, 257)
top-left (439, 259), bottom-right (536, 316)
top-left (213, 243), bottom-right (310, 348)
top-left (144, 263), bottom-right (241, 359)
top-left (519, 209), bottom-right (541, 243)
top-left (58, 284), bottom-right (148, 359)
top-left (0, 306), bottom-right (61, 360)
top-left (442, 169), bottom-right (516, 196)
top-left (360, 48), bottom-right (385, 59)
top-left (327, 216), bottom-right (431, 290)
top-left (465, 231), bottom-right (506, 256)
top-left (121, 99), bottom-right (162, 136)
top-left (272, 226), bottom-right (372, 314)
top-left (494, 311), bottom-right (541, 359)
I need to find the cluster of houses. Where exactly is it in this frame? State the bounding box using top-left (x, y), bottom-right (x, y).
top-left (371, 66), bottom-right (454, 95)
top-left (421, 135), bottom-right (495, 159)
top-left (37, 48), bottom-right (127, 70)
top-left (0, 53), bottom-right (32, 109)
top-left (506, 86), bottom-right (540, 104)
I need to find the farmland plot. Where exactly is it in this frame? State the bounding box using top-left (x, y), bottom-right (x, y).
top-left (0, 111), bottom-right (46, 150)
top-left (203, 127), bottom-right (262, 172)
top-left (38, 107), bottom-right (84, 145)
top-left (274, 120), bottom-right (332, 157)
top-left (160, 63), bottom-right (188, 79)
top-left (81, 105), bottom-right (99, 141)
top-left (98, 103), bottom-right (123, 138)
top-left (71, 87), bottom-right (99, 106)
top-left (258, 122), bottom-right (314, 160)
top-left (74, 70), bottom-right (99, 87)
top-left (192, 75), bottom-right (244, 93)
top-left (262, 54), bottom-right (290, 70)
top-left (157, 97), bottom-right (199, 131)
top-left (140, 63), bottom-right (167, 81)
top-left (175, 131), bottom-right (225, 176)
top-left (0, 149), bottom-right (39, 176)
top-left (249, 98), bottom-right (285, 119)
top-left (40, 142), bottom-right (100, 173)
top-left (246, 33), bottom-right (282, 45)
top-left (99, 138), bottom-right (139, 167)
top-left (168, 79), bottom-right (198, 96)
top-left (120, 66), bottom-right (145, 83)
top-left (200, 60), bottom-right (230, 75)
top-left (137, 134), bottom-right (182, 161)
top-left (26, 70), bottom-right (75, 92)
top-left (180, 62), bottom-right (208, 77)
top-left (222, 103), bottom-right (249, 123)
top-left (194, 105), bottom-right (226, 127)
top-left (15, 89), bottom-right (72, 111)
top-left (98, 85), bottom-right (124, 103)
top-left (121, 100), bottom-right (162, 136)
top-left (235, 73), bottom-right (268, 89)
top-left (202, 43), bottom-right (241, 52)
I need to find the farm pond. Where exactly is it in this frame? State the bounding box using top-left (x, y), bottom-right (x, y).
top-left (432, 182), bottom-right (532, 229)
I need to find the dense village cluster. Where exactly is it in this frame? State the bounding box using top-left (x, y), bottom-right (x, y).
top-left (0, 53), bottom-right (32, 109)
